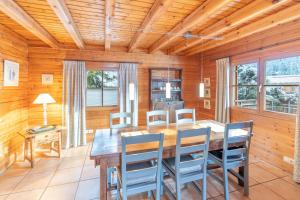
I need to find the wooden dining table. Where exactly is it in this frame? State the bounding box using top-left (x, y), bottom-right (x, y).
top-left (90, 120), bottom-right (248, 200)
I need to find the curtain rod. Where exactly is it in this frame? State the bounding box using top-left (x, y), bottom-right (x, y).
top-left (64, 59), bottom-right (142, 64)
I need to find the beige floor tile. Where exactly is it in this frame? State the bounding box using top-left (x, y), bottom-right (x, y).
top-left (13, 172), bottom-right (53, 193)
top-left (63, 146), bottom-right (88, 158)
top-left (3, 163), bottom-right (31, 178)
top-left (40, 182), bottom-right (78, 200)
top-left (30, 158), bottom-right (61, 174)
top-left (0, 195), bottom-right (8, 200)
top-left (282, 176), bottom-right (300, 186)
top-left (84, 157), bottom-right (95, 166)
top-left (254, 162), bottom-right (289, 178)
top-left (75, 178), bottom-right (99, 200)
top-left (58, 156), bottom-right (85, 170)
top-left (49, 167), bottom-right (82, 186)
top-left (6, 189), bottom-right (44, 200)
top-left (249, 163), bottom-right (278, 183)
top-left (80, 165), bottom-right (99, 181)
top-left (263, 179), bottom-right (300, 200)
top-left (0, 176), bottom-right (24, 195)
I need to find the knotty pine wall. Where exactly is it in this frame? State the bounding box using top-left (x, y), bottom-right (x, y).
top-left (28, 48), bottom-right (202, 130)
top-left (0, 25), bottom-right (29, 173)
top-left (200, 19), bottom-right (300, 172)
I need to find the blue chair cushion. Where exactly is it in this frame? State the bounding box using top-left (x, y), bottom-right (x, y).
top-left (118, 161), bottom-right (156, 186)
top-left (163, 155), bottom-right (202, 175)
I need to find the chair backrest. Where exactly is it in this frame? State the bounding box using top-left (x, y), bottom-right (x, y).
top-left (121, 133), bottom-right (164, 195)
top-left (223, 121), bottom-right (253, 163)
top-left (175, 128), bottom-right (211, 178)
top-left (110, 112), bottom-right (132, 130)
top-left (146, 110), bottom-right (169, 128)
top-left (175, 108), bottom-right (196, 125)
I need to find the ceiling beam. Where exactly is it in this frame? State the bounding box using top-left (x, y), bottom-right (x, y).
top-left (0, 0), bottom-right (60, 48)
top-left (185, 3), bottom-right (300, 55)
top-left (170, 0), bottom-right (292, 54)
top-left (128, 0), bottom-right (173, 53)
top-left (148, 0), bottom-right (234, 53)
top-left (47, 0), bottom-right (85, 49)
top-left (105, 0), bottom-right (112, 51)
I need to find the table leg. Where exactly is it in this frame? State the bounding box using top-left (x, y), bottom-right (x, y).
top-left (100, 160), bottom-right (108, 200)
top-left (238, 166), bottom-right (244, 186)
top-left (30, 138), bottom-right (35, 168)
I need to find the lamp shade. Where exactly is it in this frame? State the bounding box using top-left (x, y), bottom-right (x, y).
top-left (33, 93), bottom-right (56, 104)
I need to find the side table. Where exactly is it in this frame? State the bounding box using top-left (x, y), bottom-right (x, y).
top-left (19, 127), bottom-right (63, 168)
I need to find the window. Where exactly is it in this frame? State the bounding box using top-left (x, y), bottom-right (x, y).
top-left (233, 62), bottom-right (258, 109)
top-left (86, 70), bottom-right (118, 107)
top-left (264, 56), bottom-right (300, 114)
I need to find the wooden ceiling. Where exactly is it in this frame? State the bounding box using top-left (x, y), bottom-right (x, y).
top-left (0, 0), bottom-right (299, 55)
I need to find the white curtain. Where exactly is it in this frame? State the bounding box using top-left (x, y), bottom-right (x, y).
top-left (62, 61), bottom-right (86, 148)
top-left (119, 63), bottom-right (138, 126)
top-left (215, 57), bottom-right (231, 123)
top-left (293, 86), bottom-right (300, 183)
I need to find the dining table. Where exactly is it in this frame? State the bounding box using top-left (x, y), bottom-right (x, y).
top-left (90, 120), bottom-right (248, 200)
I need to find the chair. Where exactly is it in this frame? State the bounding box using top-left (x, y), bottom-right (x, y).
top-left (108, 112), bottom-right (133, 187)
top-left (110, 112), bottom-right (133, 134)
top-left (117, 133), bottom-right (164, 200)
top-left (175, 109), bottom-right (196, 125)
top-left (162, 127), bottom-right (211, 200)
top-left (146, 110), bottom-right (169, 128)
top-left (208, 121), bottom-right (253, 200)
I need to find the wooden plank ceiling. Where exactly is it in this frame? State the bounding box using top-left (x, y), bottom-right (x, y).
top-left (0, 0), bottom-right (299, 55)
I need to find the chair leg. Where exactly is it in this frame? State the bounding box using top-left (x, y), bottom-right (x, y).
top-left (116, 177), bottom-right (120, 200)
top-left (243, 164), bottom-right (249, 196)
top-left (160, 169), bottom-right (164, 196)
top-left (175, 176), bottom-right (181, 200)
top-left (223, 167), bottom-right (230, 200)
top-left (202, 176), bottom-right (207, 200)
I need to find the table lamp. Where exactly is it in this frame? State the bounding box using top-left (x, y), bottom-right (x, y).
top-left (33, 93), bottom-right (56, 126)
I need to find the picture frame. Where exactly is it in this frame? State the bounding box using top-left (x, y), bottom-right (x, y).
top-left (3, 60), bottom-right (19, 86)
top-left (204, 77), bottom-right (210, 87)
top-left (204, 88), bottom-right (211, 98)
top-left (204, 99), bottom-right (211, 109)
top-left (42, 74), bottom-right (54, 85)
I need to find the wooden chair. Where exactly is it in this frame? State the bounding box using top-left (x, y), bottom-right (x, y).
top-left (117, 133), bottom-right (164, 200)
top-left (146, 110), bottom-right (169, 128)
top-left (162, 127), bottom-right (211, 200)
top-left (208, 121), bottom-right (253, 200)
top-left (108, 112), bottom-right (133, 187)
top-left (175, 108), bottom-right (196, 125)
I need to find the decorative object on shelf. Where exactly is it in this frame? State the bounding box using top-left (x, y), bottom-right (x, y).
top-left (204, 99), bottom-right (211, 109)
top-left (205, 88), bottom-right (211, 98)
top-left (33, 93), bottom-right (56, 126)
top-left (42, 74), bottom-right (54, 85)
top-left (3, 60), bottom-right (19, 86)
top-left (204, 77), bottom-right (211, 87)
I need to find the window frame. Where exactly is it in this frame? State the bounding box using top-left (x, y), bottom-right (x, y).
top-left (86, 67), bottom-right (119, 109)
top-left (231, 54), bottom-right (299, 120)
top-left (230, 58), bottom-right (261, 113)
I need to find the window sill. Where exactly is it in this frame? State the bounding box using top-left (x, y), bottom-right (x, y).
top-left (86, 106), bottom-right (119, 111)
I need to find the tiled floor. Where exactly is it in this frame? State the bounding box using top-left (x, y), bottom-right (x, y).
top-left (0, 144), bottom-right (299, 200)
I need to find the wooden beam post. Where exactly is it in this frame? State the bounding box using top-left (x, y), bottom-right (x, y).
top-left (0, 0), bottom-right (60, 48)
top-left (128, 0), bottom-right (173, 53)
top-left (185, 3), bottom-right (300, 55)
top-left (105, 0), bottom-right (112, 51)
top-left (47, 0), bottom-right (85, 49)
top-left (148, 0), bottom-right (234, 53)
top-left (170, 0), bottom-right (292, 54)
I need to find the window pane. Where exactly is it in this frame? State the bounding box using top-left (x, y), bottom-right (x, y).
top-left (237, 63), bottom-right (258, 85)
top-left (103, 71), bottom-right (118, 106)
top-left (87, 71), bottom-right (103, 106)
top-left (265, 86), bottom-right (298, 114)
top-left (265, 56), bottom-right (300, 85)
top-left (234, 86), bottom-right (257, 109)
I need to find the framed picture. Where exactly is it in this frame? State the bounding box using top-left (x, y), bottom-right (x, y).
top-left (204, 88), bottom-right (211, 98)
top-left (204, 77), bottom-right (210, 87)
top-left (42, 74), bottom-right (54, 85)
top-left (3, 60), bottom-right (19, 86)
top-left (204, 99), bottom-right (211, 109)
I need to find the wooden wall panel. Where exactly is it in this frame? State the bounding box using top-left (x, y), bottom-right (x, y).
top-left (28, 47), bottom-right (201, 131)
top-left (0, 24), bottom-right (28, 173)
top-left (200, 20), bottom-right (300, 172)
